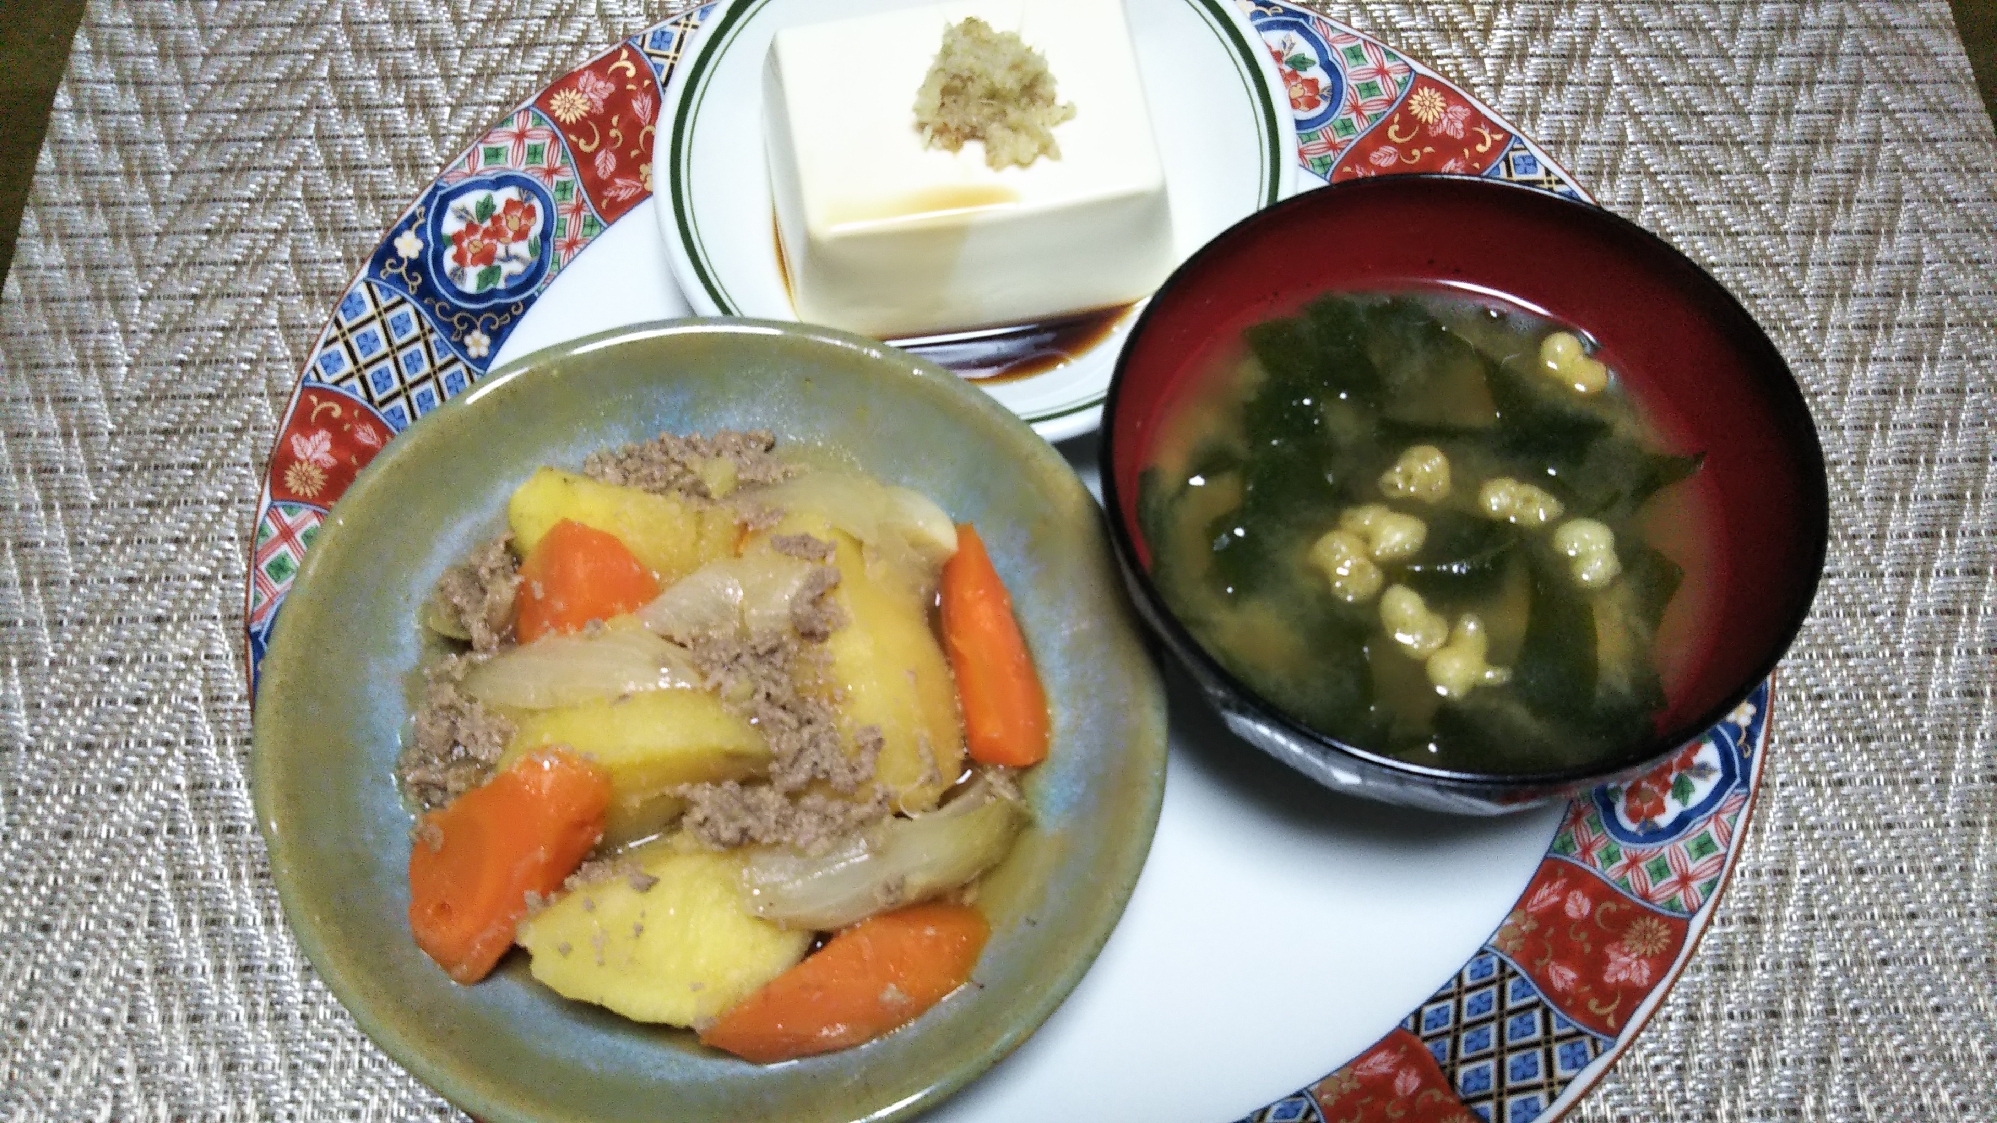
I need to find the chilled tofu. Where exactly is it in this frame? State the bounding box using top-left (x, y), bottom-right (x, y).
top-left (764, 0), bottom-right (1172, 338)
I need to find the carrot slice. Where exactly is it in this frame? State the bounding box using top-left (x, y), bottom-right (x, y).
top-left (514, 518), bottom-right (660, 643)
top-left (407, 748), bottom-right (610, 984)
top-left (939, 524), bottom-right (1050, 767)
top-left (699, 903), bottom-right (991, 1063)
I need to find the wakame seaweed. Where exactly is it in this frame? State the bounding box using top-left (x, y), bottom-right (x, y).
top-left (1398, 512), bottom-right (1519, 602)
top-left (1138, 291), bottom-right (1708, 775)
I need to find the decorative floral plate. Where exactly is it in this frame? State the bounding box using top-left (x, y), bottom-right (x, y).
top-left (244, 3), bottom-right (1770, 1121)
top-left (656, 0), bottom-right (1298, 442)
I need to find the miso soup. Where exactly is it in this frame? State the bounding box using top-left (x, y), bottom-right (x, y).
top-left (1137, 290), bottom-right (1712, 774)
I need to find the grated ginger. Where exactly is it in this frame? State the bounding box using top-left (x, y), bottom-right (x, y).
top-left (913, 17), bottom-right (1076, 169)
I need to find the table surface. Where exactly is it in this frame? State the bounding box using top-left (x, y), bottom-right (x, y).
top-left (3, 2), bottom-right (1995, 1119)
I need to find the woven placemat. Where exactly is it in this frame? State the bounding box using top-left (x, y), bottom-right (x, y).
top-left (3, 1), bottom-right (1994, 1118)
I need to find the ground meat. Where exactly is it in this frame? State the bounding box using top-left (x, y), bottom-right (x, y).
top-left (412, 820), bottom-right (444, 852)
top-left (563, 853), bottom-right (650, 893)
top-left (851, 725), bottom-right (888, 780)
top-left (561, 856), bottom-right (657, 894)
top-left (770, 533), bottom-right (834, 562)
top-left (679, 780), bottom-right (892, 853)
top-left (430, 535), bottom-right (518, 652)
top-left (688, 630), bottom-right (878, 796)
top-left (789, 564), bottom-right (848, 642)
top-left (674, 621), bottom-right (891, 850)
top-left (583, 429), bottom-right (796, 502)
top-left (398, 655), bottom-right (515, 810)
top-left (736, 504), bottom-right (786, 532)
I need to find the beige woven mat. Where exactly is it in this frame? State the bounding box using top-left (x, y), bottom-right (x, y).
top-left (2, 0), bottom-right (1994, 1118)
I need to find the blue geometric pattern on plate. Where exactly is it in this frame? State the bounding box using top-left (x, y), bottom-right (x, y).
top-left (637, 3), bottom-right (720, 83)
top-left (307, 279), bottom-right (475, 432)
top-left (1489, 137), bottom-right (1585, 200)
top-left (1405, 950), bottom-right (1612, 1122)
top-left (1239, 1092), bottom-right (1326, 1122)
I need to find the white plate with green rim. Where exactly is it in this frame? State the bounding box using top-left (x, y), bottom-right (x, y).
top-left (656, 0), bottom-right (1299, 442)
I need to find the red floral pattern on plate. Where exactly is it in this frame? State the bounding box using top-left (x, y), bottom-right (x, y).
top-left (1559, 787), bottom-right (1748, 915)
top-left (448, 222), bottom-right (501, 270)
top-left (266, 386), bottom-right (389, 507)
top-left (1309, 1028), bottom-right (1479, 1123)
top-left (1615, 737), bottom-right (1724, 831)
top-left (1490, 860), bottom-right (1692, 1038)
top-left (1329, 75), bottom-right (1513, 182)
top-left (534, 44), bottom-right (658, 224)
top-left (488, 197), bottom-right (539, 244)
top-left (1280, 61), bottom-right (1327, 113)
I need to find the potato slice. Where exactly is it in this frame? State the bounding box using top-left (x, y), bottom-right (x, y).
top-left (507, 467), bottom-right (736, 584)
top-left (600, 790), bottom-right (687, 850)
top-left (501, 691), bottom-right (769, 842)
top-left (757, 515), bottom-right (965, 812)
top-left (516, 842), bottom-right (811, 1026)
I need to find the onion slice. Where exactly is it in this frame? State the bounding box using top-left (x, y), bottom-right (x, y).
top-left (459, 624), bottom-right (701, 709)
top-left (637, 553), bottom-right (819, 643)
top-left (752, 472), bottom-right (958, 568)
top-left (738, 775), bottom-right (1027, 930)
top-left (420, 595), bottom-right (472, 641)
top-left (883, 484), bottom-right (958, 566)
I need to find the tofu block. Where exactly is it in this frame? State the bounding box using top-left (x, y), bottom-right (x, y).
top-left (764, 0), bottom-right (1173, 338)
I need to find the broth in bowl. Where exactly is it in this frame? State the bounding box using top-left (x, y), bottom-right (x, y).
top-left (1136, 289), bottom-right (1714, 775)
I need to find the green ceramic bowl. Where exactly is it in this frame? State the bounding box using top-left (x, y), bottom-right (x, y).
top-left (251, 319), bottom-right (1167, 1123)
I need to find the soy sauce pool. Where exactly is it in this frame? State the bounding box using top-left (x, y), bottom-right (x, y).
top-left (888, 308), bottom-right (1128, 384)
top-left (772, 213), bottom-right (1125, 383)
top-left (1136, 289), bottom-right (1716, 775)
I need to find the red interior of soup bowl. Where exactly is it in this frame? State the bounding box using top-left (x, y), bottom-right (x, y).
top-left (1104, 175), bottom-right (1827, 757)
